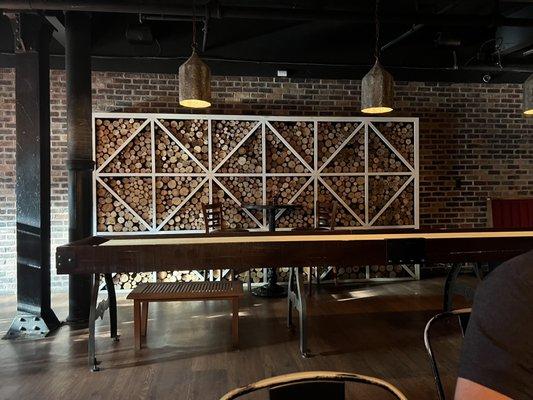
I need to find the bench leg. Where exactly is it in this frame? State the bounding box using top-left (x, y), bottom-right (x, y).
top-left (141, 301), bottom-right (149, 338)
top-left (134, 300), bottom-right (141, 351)
top-left (232, 298), bottom-right (239, 348)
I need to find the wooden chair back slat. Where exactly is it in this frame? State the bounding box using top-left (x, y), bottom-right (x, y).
top-left (203, 203), bottom-right (223, 233)
top-left (316, 202), bottom-right (338, 230)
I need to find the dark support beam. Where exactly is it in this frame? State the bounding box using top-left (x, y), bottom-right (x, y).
top-left (0, 1), bottom-right (531, 26)
top-left (65, 11), bottom-right (94, 324)
top-left (3, 13), bottom-right (60, 339)
top-left (46, 16), bottom-right (66, 48)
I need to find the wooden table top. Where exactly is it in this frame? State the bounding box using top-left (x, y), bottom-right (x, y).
top-left (99, 230), bottom-right (533, 247)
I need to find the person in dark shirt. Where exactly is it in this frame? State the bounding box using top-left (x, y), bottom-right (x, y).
top-left (455, 249), bottom-right (533, 400)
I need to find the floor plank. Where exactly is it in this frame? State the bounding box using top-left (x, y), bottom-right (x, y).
top-left (0, 278), bottom-right (466, 400)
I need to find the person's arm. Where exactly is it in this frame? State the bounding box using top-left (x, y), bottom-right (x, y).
top-left (455, 378), bottom-right (512, 400)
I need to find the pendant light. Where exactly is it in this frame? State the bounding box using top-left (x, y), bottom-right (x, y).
top-left (179, 1), bottom-right (211, 108)
top-left (361, 0), bottom-right (394, 114)
top-left (524, 74), bottom-right (533, 115)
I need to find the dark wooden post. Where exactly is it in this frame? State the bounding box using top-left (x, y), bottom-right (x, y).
top-left (3, 13), bottom-right (60, 339)
top-left (65, 12), bottom-right (94, 324)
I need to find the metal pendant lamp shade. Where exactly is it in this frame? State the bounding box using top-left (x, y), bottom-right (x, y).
top-left (361, 60), bottom-right (394, 114)
top-left (179, 50), bottom-right (212, 108)
top-left (524, 74), bottom-right (533, 115)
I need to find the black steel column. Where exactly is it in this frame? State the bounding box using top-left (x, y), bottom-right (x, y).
top-left (65, 12), bottom-right (94, 324)
top-left (3, 13), bottom-right (60, 339)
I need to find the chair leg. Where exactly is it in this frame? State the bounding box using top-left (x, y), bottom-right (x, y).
top-left (308, 267), bottom-right (313, 297)
top-left (247, 269), bottom-right (252, 292)
top-left (140, 301), bottom-right (149, 338)
top-left (333, 267), bottom-right (338, 286)
top-left (133, 300), bottom-right (141, 351)
top-left (232, 297), bottom-right (239, 348)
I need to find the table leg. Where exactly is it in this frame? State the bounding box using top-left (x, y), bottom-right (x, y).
top-left (287, 267), bottom-right (310, 358)
top-left (232, 298), bottom-right (239, 348)
top-left (252, 268), bottom-right (287, 297)
top-left (104, 273), bottom-right (119, 341)
top-left (252, 208), bottom-right (287, 297)
top-left (443, 264), bottom-right (461, 311)
top-left (88, 273), bottom-right (101, 371)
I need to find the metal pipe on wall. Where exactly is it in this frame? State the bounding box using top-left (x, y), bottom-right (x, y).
top-left (65, 11), bottom-right (94, 324)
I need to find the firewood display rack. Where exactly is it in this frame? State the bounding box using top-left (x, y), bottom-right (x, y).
top-left (93, 113), bottom-right (419, 288)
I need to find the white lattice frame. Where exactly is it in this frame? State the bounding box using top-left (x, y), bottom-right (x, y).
top-left (93, 114), bottom-right (419, 237)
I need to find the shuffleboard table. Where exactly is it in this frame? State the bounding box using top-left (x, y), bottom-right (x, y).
top-left (56, 229), bottom-right (533, 370)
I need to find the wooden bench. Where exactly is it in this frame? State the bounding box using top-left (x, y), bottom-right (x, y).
top-left (127, 281), bottom-right (244, 350)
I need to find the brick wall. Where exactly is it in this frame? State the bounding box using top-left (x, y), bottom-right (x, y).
top-left (0, 68), bottom-right (531, 293)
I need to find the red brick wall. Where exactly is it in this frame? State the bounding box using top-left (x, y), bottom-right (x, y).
top-left (0, 68), bottom-right (531, 292)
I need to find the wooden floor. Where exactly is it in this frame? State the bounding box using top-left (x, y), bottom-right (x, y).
top-left (0, 278), bottom-right (467, 400)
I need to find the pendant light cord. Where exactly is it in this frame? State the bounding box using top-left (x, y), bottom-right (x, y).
top-left (374, 0), bottom-right (380, 61)
top-left (191, 0), bottom-right (197, 52)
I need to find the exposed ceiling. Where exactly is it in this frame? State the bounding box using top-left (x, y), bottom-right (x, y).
top-left (0, 0), bottom-right (532, 82)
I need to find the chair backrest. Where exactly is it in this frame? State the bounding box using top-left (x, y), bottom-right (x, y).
top-left (202, 203), bottom-right (223, 233)
top-left (316, 202), bottom-right (338, 230)
top-left (220, 371), bottom-right (408, 400)
top-left (424, 308), bottom-right (472, 400)
top-left (487, 198), bottom-right (533, 228)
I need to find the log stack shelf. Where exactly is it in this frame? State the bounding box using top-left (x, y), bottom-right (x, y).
top-left (93, 113), bottom-right (419, 288)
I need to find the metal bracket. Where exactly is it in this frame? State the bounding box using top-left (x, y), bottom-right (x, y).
top-left (95, 298), bottom-right (110, 320)
top-left (2, 313), bottom-right (61, 340)
top-left (5, 13), bottom-right (25, 52)
top-left (287, 267), bottom-right (310, 357)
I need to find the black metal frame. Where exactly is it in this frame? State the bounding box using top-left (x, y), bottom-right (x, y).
top-left (443, 263), bottom-right (483, 311)
top-left (220, 370), bottom-right (408, 400)
top-left (287, 267), bottom-right (309, 357)
top-left (423, 308), bottom-right (472, 400)
top-left (88, 273), bottom-right (119, 371)
top-left (3, 13), bottom-right (60, 340)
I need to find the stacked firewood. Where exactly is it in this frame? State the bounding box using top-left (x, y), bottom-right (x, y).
top-left (96, 184), bottom-right (148, 232)
top-left (318, 122), bottom-right (364, 172)
top-left (113, 272), bottom-right (152, 290)
top-left (318, 177), bottom-right (365, 225)
top-left (103, 177), bottom-right (152, 223)
top-left (212, 120), bottom-right (262, 173)
top-left (372, 180), bottom-right (414, 226)
top-left (373, 121), bottom-right (414, 167)
top-left (95, 118), bottom-right (143, 168)
top-left (369, 122), bottom-right (414, 172)
top-left (213, 178), bottom-right (262, 230)
top-left (156, 119), bottom-right (207, 173)
top-left (156, 270), bottom-right (205, 282)
top-left (155, 177), bottom-right (209, 231)
top-left (266, 177), bottom-right (314, 228)
top-left (267, 121), bottom-right (313, 173)
top-left (96, 119), bottom-right (152, 173)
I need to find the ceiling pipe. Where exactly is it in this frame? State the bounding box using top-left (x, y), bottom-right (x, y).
top-left (381, 1), bottom-right (461, 53)
top-left (0, 1), bottom-right (532, 27)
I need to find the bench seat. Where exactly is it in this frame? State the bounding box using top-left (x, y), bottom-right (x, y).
top-left (127, 281), bottom-right (244, 350)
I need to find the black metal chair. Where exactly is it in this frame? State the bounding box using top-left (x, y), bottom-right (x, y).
top-left (424, 308), bottom-right (472, 400)
top-left (220, 371), bottom-right (408, 400)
